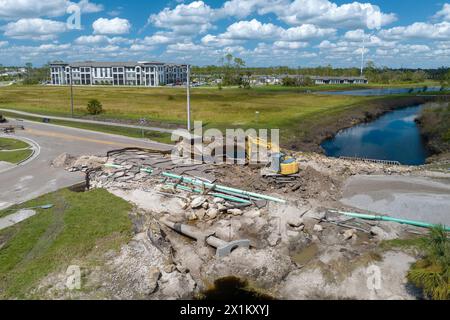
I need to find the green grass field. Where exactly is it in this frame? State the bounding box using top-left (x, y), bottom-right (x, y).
top-left (0, 188), bottom-right (133, 299)
top-left (0, 84), bottom-right (439, 147)
top-left (0, 85), bottom-right (370, 124)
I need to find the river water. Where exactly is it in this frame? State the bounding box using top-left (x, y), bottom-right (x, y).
top-left (321, 105), bottom-right (429, 165)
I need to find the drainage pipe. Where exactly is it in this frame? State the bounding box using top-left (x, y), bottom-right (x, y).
top-left (330, 210), bottom-right (450, 232)
top-left (104, 163), bottom-right (285, 203)
top-left (163, 172), bottom-right (286, 203)
top-left (165, 183), bottom-right (252, 204)
top-left (161, 219), bottom-right (228, 249)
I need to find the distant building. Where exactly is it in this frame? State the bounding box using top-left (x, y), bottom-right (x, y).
top-left (250, 75), bottom-right (283, 86)
top-left (49, 61), bottom-right (188, 86)
top-left (248, 75), bottom-right (368, 86)
top-left (310, 76), bottom-right (368, 85)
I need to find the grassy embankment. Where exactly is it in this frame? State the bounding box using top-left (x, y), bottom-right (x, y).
top-left (0, 137), bottom-right (32, 164)
top-left (0, 188), bottom-right (133, 299)
top-left (0, 84), bottom-right (441, 150)
top-left (417, 102), bottom-right (450, 161)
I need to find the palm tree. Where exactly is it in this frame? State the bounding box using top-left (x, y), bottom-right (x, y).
top-left (407, 226), bottom-right (449, 300)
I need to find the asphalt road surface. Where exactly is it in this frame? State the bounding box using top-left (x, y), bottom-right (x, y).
top-left (0, 119), bottom-right (173, 210)
top-left (0, 108), bottom-right (177, 133)
top-left (341, 175), bottom-right (450, 226)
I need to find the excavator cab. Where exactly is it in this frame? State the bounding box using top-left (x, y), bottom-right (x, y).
top-left (246, 136), bottom-right (299, 176)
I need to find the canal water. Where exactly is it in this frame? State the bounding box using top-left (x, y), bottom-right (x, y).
top-left (319, 86), bottom-right (444, 96)
top-left (321, 105), bottom-right (429, 165)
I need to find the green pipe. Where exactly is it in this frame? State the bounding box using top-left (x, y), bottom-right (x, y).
top-left (162, 172), bottom-right (286, 203)
top-left (165, 183), bottom-right (252, 204)
top-left (330, 210), bottom-right (450, 232)
top-left (104, 163), bottom-right (285, 203)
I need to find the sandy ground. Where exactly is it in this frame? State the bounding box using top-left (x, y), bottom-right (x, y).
top-left (341, 175), bottom-right (450, 225)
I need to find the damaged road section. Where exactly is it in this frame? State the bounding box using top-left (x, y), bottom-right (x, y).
top-left (41, 147), bottom-right (443, 300)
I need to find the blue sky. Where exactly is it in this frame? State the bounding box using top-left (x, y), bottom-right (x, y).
top-left (0, 0), bottom-right (449, 68)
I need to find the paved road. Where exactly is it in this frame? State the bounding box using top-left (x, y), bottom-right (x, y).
top-left (0, 108), bottom-right (179, 133)
top-left (0, 119), bottom-right (173, 210)
top-left (341, 175), bottom-right (450, 226)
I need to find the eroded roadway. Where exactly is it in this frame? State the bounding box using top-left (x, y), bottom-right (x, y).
top-left (0, 119), bottom-right (173, 210)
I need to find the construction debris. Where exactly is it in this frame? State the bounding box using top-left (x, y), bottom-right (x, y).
top-left (46, 148), bottom-right (430, 300)
top-left (161, 219), bottom-right (251, 258)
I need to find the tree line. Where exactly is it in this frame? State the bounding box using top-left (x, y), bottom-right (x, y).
top-left (192, 55), bottom-right (450, 86)
top-left (3, 56), bottom-right (449, 87)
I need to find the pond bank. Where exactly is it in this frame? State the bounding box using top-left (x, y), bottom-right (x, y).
top-left (416, 102), bottom-right (450, 163)
top-left (321, 105), bottom-right (429, 165)
top-left (287, 95), bottom-right (437, 156)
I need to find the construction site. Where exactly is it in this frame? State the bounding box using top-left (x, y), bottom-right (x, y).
top-left (23, 131), bottom-right (445, 300)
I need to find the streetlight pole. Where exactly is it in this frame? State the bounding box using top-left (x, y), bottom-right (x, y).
top-left (186, 64), bottom-right (191, 132)
top-left (70, 68), bottom-right (74, 118)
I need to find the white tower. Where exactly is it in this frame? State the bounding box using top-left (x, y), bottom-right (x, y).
top-left (360, 37), bottom-right (365, 77)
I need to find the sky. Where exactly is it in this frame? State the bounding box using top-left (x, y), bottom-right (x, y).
top-left (0, 0), bottom-right (449, 68)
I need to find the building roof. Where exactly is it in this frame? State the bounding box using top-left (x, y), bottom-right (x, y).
top-left (310, 76), bottom-right (367, 80)
top-left (50, 61), bottom-right (188, 67)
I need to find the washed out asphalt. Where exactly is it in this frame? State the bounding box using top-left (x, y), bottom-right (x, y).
top-left (1, 118), bottom-right (448, 227)
top-left (341, 175), bottom-right (450, 226)
top-left (0, 119), bottom-right (173, 210)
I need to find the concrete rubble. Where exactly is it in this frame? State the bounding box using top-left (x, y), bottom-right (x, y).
top-left (39, 149), bottom-right (433, 300)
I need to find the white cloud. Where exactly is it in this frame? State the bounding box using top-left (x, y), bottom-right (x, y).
top-left (273, 40), bottom-right (308, 49)
top-left (0, 0), bottom-right (102, 20)
top-left (93, 17), bottom-right (131, 35)
top-left (281, 24), bottom-right (335, 41)
top-left (318, 40), bottom-right (336, 49)
top-left (218, 0), bottom-right (396, 29)
top-left (37, 43), bottom-right (71, 51)
top-left (401, 44), bottom-right (430, 53)
top-left (2, 18), bottom-right (67, 40)
top-left (218, 0), bottom-right (263, 19)
top-left (75, 0), bottom-right (103, 14)
top-left (0, 40), bottom-right (8, 47)
top-left (344, 29), bottom-right (366, 41)
top-left (276, 0), bottom-right (396, 29)
top-left (201, 34), bottom-right (240, 47)
top-left (218, 19), bottom-right (335, 42)
top-left (141, 34), bottom-right (178, 45)
top-left (74, 35), bottom-right (132, 45)
top-left (129, 44), bottom-right (155, 52)
top-left (435, 3), bottom-right (450, 22)
top-left (167, 42), bottom-right (206, 52)
top-left (379, 22), bottom-right (450, 40)
top-left (221, 19), bottom-right (283, 40)
top-left (74, 35), bottom-right (109, 44)
top-left (149, 1), bottom-right (215, 35)
top-left (0, 0), bottom-right (67, 19)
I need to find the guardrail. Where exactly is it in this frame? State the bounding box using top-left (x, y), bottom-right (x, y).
top-left (339, 156), bottom-right (401, 166)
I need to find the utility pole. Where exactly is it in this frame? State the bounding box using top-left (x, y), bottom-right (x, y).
top-left (360, 37), bottom-right (365, 77)
top-left (186, 64), bottom-right (191, 132)
top-left (70, 68), bottom-right (74, 118)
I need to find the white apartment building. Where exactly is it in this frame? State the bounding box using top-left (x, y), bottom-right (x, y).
top-left (49, 61), bottom-right (188, 86)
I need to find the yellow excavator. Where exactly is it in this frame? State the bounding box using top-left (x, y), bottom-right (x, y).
top-left (246, 136), bottom-right (299, 175)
